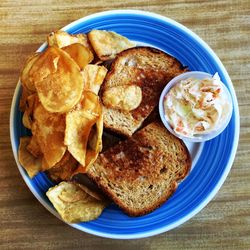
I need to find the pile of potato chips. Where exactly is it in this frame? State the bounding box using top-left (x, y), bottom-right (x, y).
top-left (18, 30), bottom-right (135, 222)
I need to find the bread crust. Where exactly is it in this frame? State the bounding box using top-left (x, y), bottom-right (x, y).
top-left (101, 47), bottom-right (187, 137)
top-left (87, 121), bottom-right (192, 216)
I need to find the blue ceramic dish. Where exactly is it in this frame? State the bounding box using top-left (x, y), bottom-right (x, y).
top-left (10, 10), bottom-right (239, 239)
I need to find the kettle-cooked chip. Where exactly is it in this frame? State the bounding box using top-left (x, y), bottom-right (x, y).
top-left (88, 112), bottom-right (103, 153)
top-left (102, 84), bottom-right (142, 111)
top-left (22, 94), bottom-right (38, 129)
top-left (18, 137), bottom-right (42, 178)
top-left (20, 53), bottom-right (40, 92)
top-left (88, 30), bottom-right (135, 60)
top-left (74, 183), bottom-right (106, 201)
top-left (46, 182), bottom-right (107, 223)
top-left (62, 43), bottom-right (94, 70)
top-left (65, 91), bottom-right (101, 167)
top-left (29, 46), bottom-right (83, 113)
top-left (47, 151), bottom-right (78, 182)
top-left (86, 110), bottom-right (103, 167)
top-left (48, 30), bottom-right (78, 48)
top-left (71, 107), bottom-right (103, 175)
top-left (32, 102), bottom-right (66, 169)
top-left (22, 110), bottom-right (32, 130)
top-left (81, 64), bottom-right (107, 95)
top-left (19, 86), bottom-right (34, 112)
top-left (47, 30), bottom-right (92, 50)
top-left (26, 135), bottom-right (42, 158)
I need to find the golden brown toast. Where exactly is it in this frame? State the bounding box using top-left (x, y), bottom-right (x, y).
top-left (87, 121), bottom-right (191, 216)
top-left (101, 47), bottom-right (187, 137)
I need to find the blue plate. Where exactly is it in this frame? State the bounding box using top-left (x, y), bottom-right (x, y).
top-left (10, 10), bottom-right (239, 239)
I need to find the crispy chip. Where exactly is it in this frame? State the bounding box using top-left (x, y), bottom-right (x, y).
top-left (102, 85), bottom-right (142, 111)
top-left (19, 86), bottom-right (33, 112)
top-left (65, 91), bottom-right (101, 166)
top-left (47, 31), bottom-right (92, 50)
top-left (62, 43), bottom-right (94, 70)
top-left (48, 30), bottom-right (80, 48)
top-left (74, 183), bottom-right (105, 201)
top-left (47, 151), bottom-right (78, 182)
top-left (18, 137), bottom-right (42, 178)
top-left (22, 110), bottom-right (32, 129)
top-left (71, 110), bottom-right (103, 175)
top-left (88, 30), bottom-right (135, 60)
top-left (26, 135), bottom-right (42, 158)
top-left (46, 182), bottom-right (107, 223)
top-left (81, 65), bottom-right (107, 95)
top-left (20, 53), bottom-right (40, 92)
top-left (22, 94), bottom-right (38, 129)
top-left (32, 102), bottom-right (66, 169)
top-left (85, 110), bottom-right (103, 167)
top-left (29, 46), bottom-right (83, 113)
top-left (91, 111), bottom-right (103, 153)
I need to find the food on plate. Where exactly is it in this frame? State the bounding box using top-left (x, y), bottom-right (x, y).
top-left (19, 86), bottom-right (32, 112)
top-left (73, 105), bottom-right (104, 175)
top-left (101, 47), bottom-right (187, 137)
top-left (32, 102), bottom-right (66, 169)
top-left (47, 30), bottom-right (92, 50)
top-left (46, 182), bottom-right (108, 223)
top-left (18, 137), bottom-right (42, 178)
top-left (64, 91), bottom-right (102, 170)
top-left (18, 30), bottom-right (108, 180)
top-left (19, 53), bottom-right (40, 112)
top-left (20, 53), bottom-right (40, 92)
top-left (26, 135), bottom-right (42, 158)
top-left (47, 151), bottom-right (79, 182)
top-left (164, 73), bottom-right (232, 137)
top-left (22, 94), bottom-right (37, 129)
top-left (87, 121), bottom-right (191, 216)
top-left (62, 43), bottom-right (94, 70)
top-left (88, 30), bottom-right (135, 60)
top-left (18, 29), bottom-right (193, 221)
top-left (81, 64), bottom-right (108, 95)
top-left (29, 46), bottom-right (83, 113)
top-left (102, 85), bottom-right (142, 111)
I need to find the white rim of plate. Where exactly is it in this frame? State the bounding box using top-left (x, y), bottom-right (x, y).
top-left (10, 10), bottom-right (240, 239)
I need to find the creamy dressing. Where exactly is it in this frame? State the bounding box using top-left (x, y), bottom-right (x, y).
top-left (164, 73), bottom-right (231, 138)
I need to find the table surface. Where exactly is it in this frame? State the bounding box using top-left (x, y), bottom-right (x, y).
top-left (0, 0), bottom-right (249, 249)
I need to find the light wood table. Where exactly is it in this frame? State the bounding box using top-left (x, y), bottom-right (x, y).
top-left (0, 1), bottom-right (249, 249)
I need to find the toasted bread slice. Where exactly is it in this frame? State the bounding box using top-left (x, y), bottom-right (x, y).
top-left (87, 121), bottom-right (191, 216)
top-left (101, 47), bottom-right (187, 136)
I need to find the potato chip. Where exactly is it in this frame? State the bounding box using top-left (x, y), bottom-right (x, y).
top-left (29, 46), bottom-right (83, 113)
top-left (26, 135), bottom-right (42, 158)
top-left (19, 86), bottom-right (33, 112)
top-left (48, 30), bottom-right (79, 48)
top-left (65, 91), bottom-right (102, 167)
top-left (71, 110), bottom-right (103, 175)
top-left (22, 110), bottom-right (32, 129)
top-left (47, 31), bottom-right (92, 50)
top-left (18, 137), bottom-right (42, 178)
top-left (22, 94), bottom-right (38, 129)
top-left (75, 33), bottom-right (94, 52)
top-left (81, 65), bottom-right (107, 95)
top-left (32, 102), bottom-right (66, 169)
top-left (62, 43), bottom-right (94, 70)
top-left (102, 85), bottom-right (142, 111)
top-left (46, 151), bottom-right (78, 182)
top-left (20, 53), bottom-right (40, 92)
top-left (74, 182), bottom-right (105, 201)
top-left (89, 111), bottom-right (103, 153)
top-left (88, 30), bottom-right (135, 60)
top-left (46, 182), bottom-right (107, 223)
